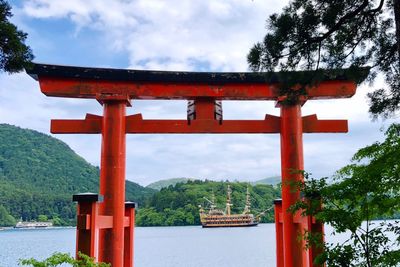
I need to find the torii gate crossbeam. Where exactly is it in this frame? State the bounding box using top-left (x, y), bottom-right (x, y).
top-left (27, 63), bottom-right (368, 267)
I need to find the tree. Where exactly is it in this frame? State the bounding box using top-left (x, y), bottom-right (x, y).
top-left (248, 0), bottom-right (399, 118)
top-left (38, 214), bottom-right (48, 222)
top-left (0, 204), bottom-right (15, 226)
top-left (20, 252), bottom-right (110, 267)
top-left (0, 0), bottom-right (33, 73)
top-left (51, 216), bottom-right (63, 226)
top-left (135, 208), bottom-right (165, 226)
top-left (291, 124), bottom-right (400, 266)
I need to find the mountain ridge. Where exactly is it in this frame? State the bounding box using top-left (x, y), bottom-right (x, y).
top-left (145, 176), bottom-right (282, 191)
top-left (0, 123), bottom-right (154, 226)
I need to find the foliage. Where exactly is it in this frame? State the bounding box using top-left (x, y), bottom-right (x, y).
top-left (19, 252), bottom-right (110, 267)
top-left (248, 0), bottom-right (400, 118)
top-left (51, 216), bottom-right (63, 226)
top-left (37, 215), bottom-right (48, 222)
top-left (0, 204), bottom-right (15, 226)
top-left (0, 0), bottom-right (33, 73)
top-left (0, 124), bottom-right (155, 226)
top-left (291, 124), bottom-right (400, 266)
top-left (136, 180), bottom-right (281, 226)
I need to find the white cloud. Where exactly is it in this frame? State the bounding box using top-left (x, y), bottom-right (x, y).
top-left (21, 0), bottom-right (286, 71)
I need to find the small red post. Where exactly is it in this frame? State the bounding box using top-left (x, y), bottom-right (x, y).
top-left (124, 202), bottom-right (136, 267)
top-left (307, 200), bottom-right (325, 267)
top-left (73, 193), bottom-right (103, 260)
top-left (280, 103), bottom-right (305, 266)
top-left (194, 98), bottom-right (215, 119)
top-left (274, 199), bottom-right (284, 267)
top-left (98, 98), bottom-right (129, 266)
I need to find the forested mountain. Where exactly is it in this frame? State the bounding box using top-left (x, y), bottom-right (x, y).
top-left (0, 124), bottom-right (154, 226)
top-left (147, 176), bottom-right (282, 191)
top-left (252, 176), bottom-right (281, 186)
top-left (137, 180), bottom-right (281, 226)
top-left (146, 178), bottom-right (194, 190)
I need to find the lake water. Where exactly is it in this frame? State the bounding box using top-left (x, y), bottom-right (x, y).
top-left (0, 223), bottom-right (367, 267)
top-left (1, 224), bottom-right (277, 267)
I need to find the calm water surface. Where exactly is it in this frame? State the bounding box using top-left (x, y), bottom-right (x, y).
top-left (1, 224), bottom-right (276, 267)
top-left (0, 223), bottom-right (357, 267)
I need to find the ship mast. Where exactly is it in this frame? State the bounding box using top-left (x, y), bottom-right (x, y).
top-left (225, 185), bottom-right (232, 216)
top-left (243, 186), bottom-right (251, 214)
top-left (210, 191), bottom-right (216, 211)
top-left (203, 191), bottom-right (217, 211)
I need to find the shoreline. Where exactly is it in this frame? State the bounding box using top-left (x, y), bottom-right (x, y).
top-left (0, 226), bottom-right (76, 231)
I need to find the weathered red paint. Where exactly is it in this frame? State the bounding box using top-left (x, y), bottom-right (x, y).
top-left (73, 194), bottom-right (136, 266)
top-left (274, 197), bottom-right (325, 267)
top-left (98, 100), bottom-right (127, 266)
top-left (75, 200), bottom-right (100, 259)
top-left (307, 200), bottom-right (325, 267)
top-left (38, 77), bottom-right (356, 100)
top-left (50, 114), bottom-right (347, 135)
top-left (274, 199), bottom-right (284, 267)
top-left (124, 203), bottom-right (136, 267)
top-left (302, 114), bottom-right (348, 133)
top-left (280, 103), bottom-right (305, 266)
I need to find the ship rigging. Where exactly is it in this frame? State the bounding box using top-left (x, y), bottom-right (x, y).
top-left (199, 185), bottom-right (259, 228)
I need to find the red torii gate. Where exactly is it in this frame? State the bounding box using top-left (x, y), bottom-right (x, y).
top-left (27, 63), bottom-right (367, 267)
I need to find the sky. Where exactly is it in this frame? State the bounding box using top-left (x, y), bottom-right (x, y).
top-left (0, 0), bottom-right (396, 186)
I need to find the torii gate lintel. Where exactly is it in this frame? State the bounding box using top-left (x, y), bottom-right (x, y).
top-left (50, 112), bottom-right (348, 134)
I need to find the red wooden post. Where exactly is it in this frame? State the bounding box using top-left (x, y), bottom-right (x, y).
top-left (280, 103), bottom-right (305, 266)
top-left (73, 193), bottom-right (103, 260)
top-left (98, 98), bottom-right (129, 266)
top-left (307, 200), bottom-right (325, 267)
top-left (274, 199), bottom-right (284, 267)
top-left (124, 202), bottom-right (136, 267)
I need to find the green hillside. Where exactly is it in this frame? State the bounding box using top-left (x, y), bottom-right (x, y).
top-left (252, 176), bottom-right (281, 186)
top-left (137, 180), bottom-right (281, 226)
top-left (146, 177), bottom-right (194, 190)
top-left (147, 176), bottom-right (282, 190)
top-left (0, 124), bottom-right (154, 226)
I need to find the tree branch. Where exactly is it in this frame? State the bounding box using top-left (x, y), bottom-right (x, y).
top-left (368, 0), bottom-right (385, 13)
top-left (315, 41), bottom-right (322, 71)
top-left (338, 15), bottom-right (373, 62)
top-left (394, 0), bottom-right (400, 67)
top-left (313, 0), bottom-right (369, 43)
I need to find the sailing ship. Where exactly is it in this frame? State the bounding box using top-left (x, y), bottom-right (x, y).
top-left (199, 185), bottom-right (259, 228)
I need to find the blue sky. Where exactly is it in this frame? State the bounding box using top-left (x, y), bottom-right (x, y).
top-left (0, 0), bottom-right (395, 185)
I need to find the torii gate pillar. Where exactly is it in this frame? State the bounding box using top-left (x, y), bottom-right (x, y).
top-left (98, 98), bottom-right (129, 265)
top-left (280, 103), bottom-right (305, 266)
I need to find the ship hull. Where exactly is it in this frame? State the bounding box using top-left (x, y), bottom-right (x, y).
top-left (14, 221), bottom-right (53, 229)
top-left (202, 222), bottom-right (258, 228)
